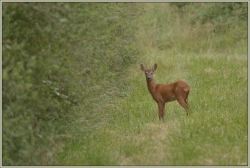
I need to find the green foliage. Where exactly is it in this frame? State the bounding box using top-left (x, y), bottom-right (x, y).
top-left (171, 2), bottom-right (247, 22)
top-left (3, 2), bottom-right (142, 165)
top-left (3, 3), bottom-right (73, 165)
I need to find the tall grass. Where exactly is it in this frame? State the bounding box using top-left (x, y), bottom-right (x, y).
top-left (137, 3), bottom-right (247, 55)
top-left (56, 3), bottom-right (247, 165)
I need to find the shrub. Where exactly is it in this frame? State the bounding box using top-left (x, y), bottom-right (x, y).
top-left (3, 2), bottom-right (142, 165)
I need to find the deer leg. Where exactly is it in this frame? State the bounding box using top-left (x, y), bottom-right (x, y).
top-left (185, 91), bottom-right (189, 106)
top-left (157, 102), bottom-right (165, 121)
top-left (177, 98), bottom-right (189, 116)
top-left (161, 103), bottom-right (165, 120)
top-left (185, 91), bottom-right (189, 115)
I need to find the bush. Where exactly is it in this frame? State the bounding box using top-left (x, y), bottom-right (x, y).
top-left (3, 2), bottom-right (142, 165)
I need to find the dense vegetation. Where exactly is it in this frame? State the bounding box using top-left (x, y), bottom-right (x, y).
top-left (3, 3), bottom-right (142, 165)
top-left (3, 2), bottom-right (247, 165)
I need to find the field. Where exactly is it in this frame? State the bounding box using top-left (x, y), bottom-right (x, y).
top-left (3, 3), bottom-right (247, 166)
top-left (56, 3), bottom-right (247, 166)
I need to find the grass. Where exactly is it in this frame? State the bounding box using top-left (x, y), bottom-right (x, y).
top-left (56, 51), bottom-right (247, 165)
top-left (56, 3), bottom-right (247, 166)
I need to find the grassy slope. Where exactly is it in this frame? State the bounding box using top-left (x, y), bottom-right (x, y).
top-left (56, 3), bottom-right (247, 165)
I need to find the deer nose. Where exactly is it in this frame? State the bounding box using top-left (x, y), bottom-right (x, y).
top-left (146, 77), bottom-right (151, 80)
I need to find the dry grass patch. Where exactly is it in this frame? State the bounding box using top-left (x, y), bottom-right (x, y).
top-left (118, 121), bottom-right (181, 165)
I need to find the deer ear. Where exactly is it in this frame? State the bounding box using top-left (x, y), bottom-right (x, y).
top-left (153, 64), bottom-right (157, 71)
top-left (140, 64), bottom-right (144, 71)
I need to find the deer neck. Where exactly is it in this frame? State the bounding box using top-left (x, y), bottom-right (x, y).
top-left (146, 78), bottom-right (156, 94)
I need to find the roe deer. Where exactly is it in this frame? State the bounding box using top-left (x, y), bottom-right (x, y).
top-left (140, 63), bottom-right (190, 121)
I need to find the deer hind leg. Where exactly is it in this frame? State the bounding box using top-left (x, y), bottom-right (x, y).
top-left (176, 94), bottom-right (189, 116)
top-left (185, 91), bottom-right (189, 108)
top-left (157, 102), bottom-right (165, 121)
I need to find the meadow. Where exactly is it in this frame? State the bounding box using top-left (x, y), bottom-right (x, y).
top-left (3, 2), bottom-right (247, 166)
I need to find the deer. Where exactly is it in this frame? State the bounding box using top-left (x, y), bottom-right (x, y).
top-left (140, 63), bottom-right (190, 121)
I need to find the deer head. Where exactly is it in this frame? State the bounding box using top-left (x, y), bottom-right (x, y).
top-left (140, 64), bottom-right (157, 81)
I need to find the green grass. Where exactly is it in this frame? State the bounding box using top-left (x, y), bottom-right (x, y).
top-left (56, 3), bottom-right (247, 166)
top-left (56, 51), bottom-right (247, 165)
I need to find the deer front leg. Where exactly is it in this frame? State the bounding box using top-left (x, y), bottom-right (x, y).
top-left (157, 102), bottom-right (165, 121)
